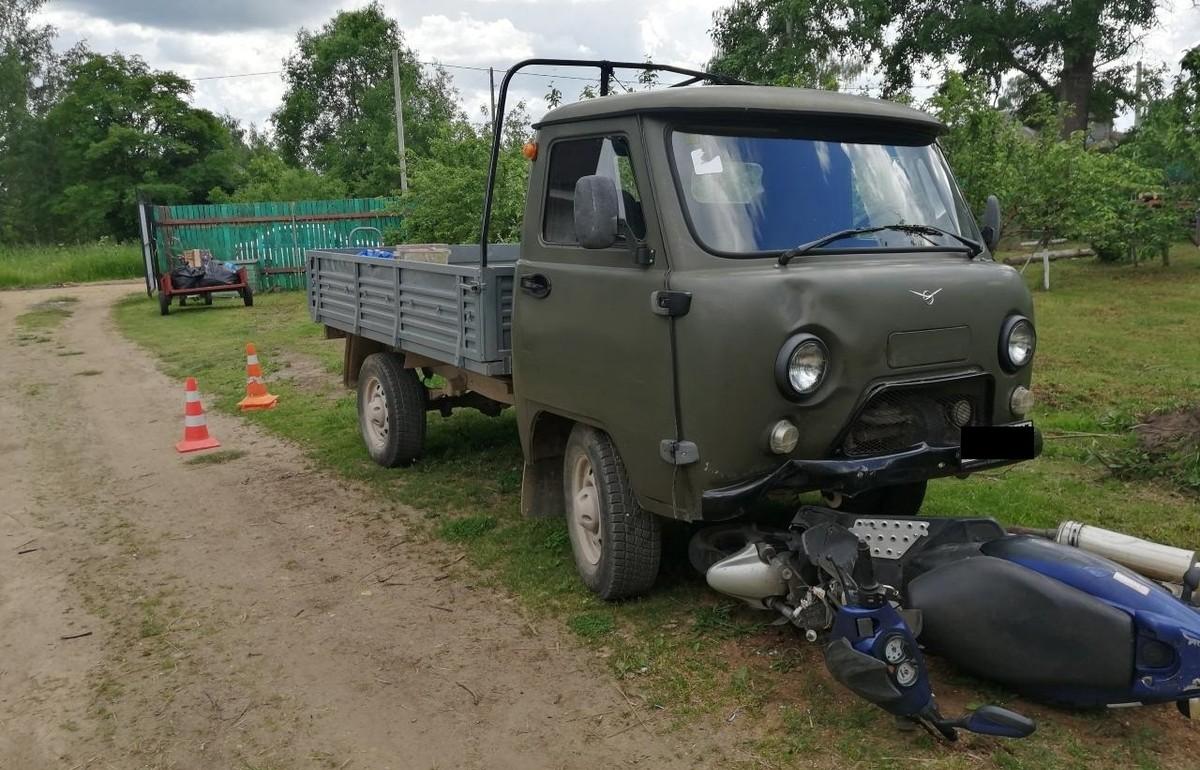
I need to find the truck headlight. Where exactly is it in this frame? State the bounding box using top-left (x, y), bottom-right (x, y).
top-left (1000, 316), bottom-right (1036, 372)
top-left (776, 335), bottom-right (828, 396)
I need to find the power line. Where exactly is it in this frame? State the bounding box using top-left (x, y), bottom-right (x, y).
top-left (180, 59), bottom-right (678, 87)
top-left (189, 69), bottom-right (281, 81)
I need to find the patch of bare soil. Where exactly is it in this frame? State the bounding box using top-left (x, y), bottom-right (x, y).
top-left (1136, 407), bottom-right (1200, 453)
top-left (273, 348), bottom-right (342, 400)
top-left (0, 283), bottom-right (726, 770)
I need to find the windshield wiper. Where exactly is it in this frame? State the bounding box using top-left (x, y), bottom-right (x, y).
top-left (777, 223), bottom-right (982, 266)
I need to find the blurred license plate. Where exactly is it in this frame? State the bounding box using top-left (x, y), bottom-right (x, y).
top-left (961, 425), bottom-right (1036, 461)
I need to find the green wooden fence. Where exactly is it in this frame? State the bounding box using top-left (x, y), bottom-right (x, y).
top-left (146, 197), bottom-right (400, 291)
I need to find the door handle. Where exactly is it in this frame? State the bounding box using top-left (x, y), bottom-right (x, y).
top-left (519, 273), bottom-right (551, 298)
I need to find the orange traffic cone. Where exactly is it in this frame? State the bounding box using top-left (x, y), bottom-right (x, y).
top-left (237, 342), bottom-right (278, 411)
top-left (176, 377), bottom-right (221, 453)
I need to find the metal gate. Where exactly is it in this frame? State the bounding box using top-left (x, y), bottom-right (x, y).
top-left (138, 197), bottom-right (401, 294)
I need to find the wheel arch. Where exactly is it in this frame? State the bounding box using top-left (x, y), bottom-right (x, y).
top-left (520, 410), bottom-right (575, 518)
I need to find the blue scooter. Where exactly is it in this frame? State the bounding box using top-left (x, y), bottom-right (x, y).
top-left (694, 507), bottom-right (1200, 737)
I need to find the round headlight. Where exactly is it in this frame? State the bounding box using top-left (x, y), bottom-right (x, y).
top-left (1000, 316), bottom-right (1036, 372)
top-left (786, 339), bottom-right (828, 394)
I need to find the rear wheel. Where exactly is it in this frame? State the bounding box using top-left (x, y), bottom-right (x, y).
top-left (158, 291), bottom-right (170, 316)
top-left (356, 353), bottom-right (427, 467)
top-left (563, 424), bottom-right (661, 600)
top-left (203, 293), bottom-right (213, 306)
top-left (242, 284), bottom-right (254, 307)
top-left (824, 481), bottom-right (928, 517)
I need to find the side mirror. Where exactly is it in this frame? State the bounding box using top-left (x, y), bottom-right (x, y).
top-left (956, 705), bottom-right (1036, 739)
top-left (573, 175), bottom-right (619, 250)
top-left (980, 194), bottom-right (1002, 252)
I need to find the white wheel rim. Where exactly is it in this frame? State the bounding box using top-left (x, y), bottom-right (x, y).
top-left (363, 377), bottom-right (389, 452)
top-left (569, 453), bottom-right (602, 566)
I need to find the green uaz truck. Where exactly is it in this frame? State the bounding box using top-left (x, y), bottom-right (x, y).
top-left (307, 59), bottom-right (1040, 601)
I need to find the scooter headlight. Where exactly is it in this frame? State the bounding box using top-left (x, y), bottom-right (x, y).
top-left (777, 335), bottom-right (828, 397)
top-left (1000, 316), bottom-right (1036, 372)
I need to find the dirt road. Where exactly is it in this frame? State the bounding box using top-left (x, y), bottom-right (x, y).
top-left (0, 283), bottom-right (723, 769)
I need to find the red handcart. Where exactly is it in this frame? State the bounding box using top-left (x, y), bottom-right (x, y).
top-left (158, 266), bottom-right (253, 316)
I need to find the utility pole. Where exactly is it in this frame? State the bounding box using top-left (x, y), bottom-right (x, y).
top-left (489, 67), bottom-right (497, 131)
top-left (1133, 60), bottom-right (1143, 127)
top-left (392, 49), bottom-right (408, 192)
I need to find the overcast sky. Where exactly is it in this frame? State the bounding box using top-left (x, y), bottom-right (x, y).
top-left (35, 0), bottom-right (1200, 132)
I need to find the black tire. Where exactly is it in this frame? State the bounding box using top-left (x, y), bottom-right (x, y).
top-left (356, 353), bottom-right (427, 467)
top-left (159, 291), bottom-right (170, 316)
top-left (827, 481), bottom-right (928, 517)
top-left (562, 424), bottom-right (661, 600)
top-left (203, 293), bottom-right (213, 305)
top-left (242, 284), bottom-right (254, 307)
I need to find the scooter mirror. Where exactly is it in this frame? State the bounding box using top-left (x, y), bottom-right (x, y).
top-left (960, 705), bottom-right (1036, 738)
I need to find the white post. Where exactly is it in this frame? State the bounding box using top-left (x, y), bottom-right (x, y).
top-left (392, 49), bottom-right (408, 193)
top-left (1042, 249), bottom-right (1051, 291)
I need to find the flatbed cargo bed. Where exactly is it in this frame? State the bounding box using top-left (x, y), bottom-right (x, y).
top-left (306, 245), bottom-right (517, 377)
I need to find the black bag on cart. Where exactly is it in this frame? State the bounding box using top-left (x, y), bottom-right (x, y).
top-left (170, 265), bottom-right (204, 289)
top-left (200, 262), bottom-right (238, 287)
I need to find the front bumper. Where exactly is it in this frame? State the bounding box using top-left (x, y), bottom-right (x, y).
top-left (701, 425), bottom-right (1042, 520)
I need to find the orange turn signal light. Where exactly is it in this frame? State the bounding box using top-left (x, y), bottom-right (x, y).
top-left (522, 141), bottom-right (538, 161)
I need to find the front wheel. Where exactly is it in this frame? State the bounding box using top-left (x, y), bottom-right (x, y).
top-left (242, 284), bottom-right (254, 307)
top-left (824, 481), bottom-right (928, 517)
top-left (356, 353), bottom-right (427, 467)
top-left (158, 291), bottom-right (170, 316)
top-left (563, 424), bottom-right (661, 600)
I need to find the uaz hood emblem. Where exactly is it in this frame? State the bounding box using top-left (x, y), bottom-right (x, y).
top-left (910, 288), bottom-right (942, 305)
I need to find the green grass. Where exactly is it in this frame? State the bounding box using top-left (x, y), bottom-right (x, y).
top-left (15, 297), bottom-right (75, 330)
top-left (113, 243), bottom-right (1200, 769)
top-left (0, 242), bottom-right (143, 288)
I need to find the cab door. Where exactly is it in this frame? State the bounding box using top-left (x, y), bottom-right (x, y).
top-left (512, 122), bottom-right (679, 515)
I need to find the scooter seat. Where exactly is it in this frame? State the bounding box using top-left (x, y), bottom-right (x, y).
top-left (909, 555), bottom-right (1133, 693)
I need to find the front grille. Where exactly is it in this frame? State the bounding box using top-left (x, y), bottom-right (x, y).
top-left (839, 377), bottom-right (990, 457)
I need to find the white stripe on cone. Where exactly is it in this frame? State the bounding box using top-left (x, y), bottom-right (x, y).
top-left (185, 391), bottom-right (201, 402)
top-left (184, 414), bottom-right (207, 427)
top-left (247, 355), bottom-right (259, 365)
top-left (247, 376), bottom-right (263, 384)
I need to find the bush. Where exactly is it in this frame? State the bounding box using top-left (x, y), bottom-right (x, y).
top-left (388, 107), bottom-right (531, 246)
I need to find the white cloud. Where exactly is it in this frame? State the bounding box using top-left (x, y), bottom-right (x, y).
top-left (1141, 0), bottom-right (1200, 71)
top-left (639, 0), bottom-right (724, 69)
top-left (36, 8), bottom-right (291, 128)
top-left (407, 14), bottom-right (534, 65)
top-left (30, 0), bottom-right (1200, 135)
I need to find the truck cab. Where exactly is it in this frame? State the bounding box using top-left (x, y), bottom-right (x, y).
top-left (309, 60), bottom-right (1039, 602)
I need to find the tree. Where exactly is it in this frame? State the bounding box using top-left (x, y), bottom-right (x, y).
top-left (931, 73), bottom-right (1176, 261)
top-left (39, 53), bottom-right (240, 240)
top-left (709, 0), bottom-right (870, 88)
top-left (210, 152), bottom-right (348, 203)
top-left (708, 0), bottom-right (1162, 136)
top-left (271, 3), bottom-right (459, 196)
top-left (0, 0), bottom-right (56, 240)
top-left (1121, 46), bottom-right (1200, 201)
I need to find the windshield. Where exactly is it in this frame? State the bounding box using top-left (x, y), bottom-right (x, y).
top-left (670, 129), bottom-right (980, 256)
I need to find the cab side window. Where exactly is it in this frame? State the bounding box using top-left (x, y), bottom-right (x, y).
top-left (542, 135), bottom-right (646, 245)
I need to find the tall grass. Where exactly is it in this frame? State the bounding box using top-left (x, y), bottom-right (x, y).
top-left (0, 242), bottom-right (143, 289)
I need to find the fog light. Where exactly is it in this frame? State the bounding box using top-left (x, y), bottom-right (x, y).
top-left (768, 420), bottom-right (800, 455)
top-left (1010, 386), bottom-right (1035, 417)
top-left (946, 399), bottom-right (973, 428)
